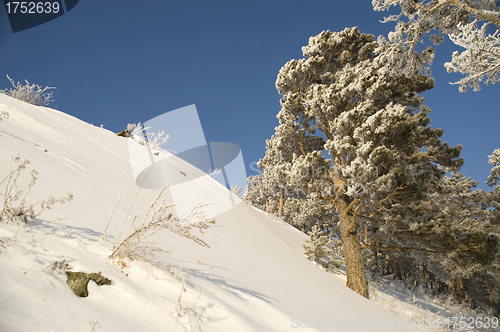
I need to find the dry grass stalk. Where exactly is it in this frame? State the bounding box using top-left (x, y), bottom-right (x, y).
top-left (108, 186), bottom-right (215, 269)
top-left (0, 156), bottom-right (72, 224)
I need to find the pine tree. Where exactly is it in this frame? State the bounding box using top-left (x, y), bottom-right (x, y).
top-left (245, 121), bottom-right (333, 233)
top-left (487, 148), bottom-right (500, 187)
top-left (304, 225), bottom-right (332, 266)
top-left (375, 152), bottom-right (500, 313)
top-left (410, 173), bottom-right (499, 279)
top-left (271, 27), bottom-right (462, 298)
top-left (244, 175), bottom-right (267, 211)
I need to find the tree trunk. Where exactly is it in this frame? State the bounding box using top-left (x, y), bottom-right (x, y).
top-left (436, 278), bottom-right (445, 294)
top-left (423, 264), bottom-right (429, 289)
top-left (459, 274), bottom-right (465, 299)
top-left (394, 257), bottom-right (402, 280)
top-left (370, 226), bottom-right (379, 276)
top-left (279, 190), bottom-right (284, 217)
top-left (338, 198), bottom-right (369, 298)
top-left (484, 272), bottom-right (500, 315)
top-left (452, 274), bottom-right (466, 303)
top-left (485, 274), bottom-right (499, 304)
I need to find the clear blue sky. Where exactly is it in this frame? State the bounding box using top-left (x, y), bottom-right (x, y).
top-left (1, 0), bottom-right (499, 190)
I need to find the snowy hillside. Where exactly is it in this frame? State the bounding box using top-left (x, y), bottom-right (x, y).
top-left (0, 94), bottom-right (426, 332)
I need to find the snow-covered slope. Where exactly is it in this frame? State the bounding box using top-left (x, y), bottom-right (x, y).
top-left (0, 94), bottom-right (426, 331)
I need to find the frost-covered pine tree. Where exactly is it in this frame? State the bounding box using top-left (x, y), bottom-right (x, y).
top-left (487, 148), bottom-right (500, 187)
top-left (368, 148), bottom-right (500, 312)
top-left (304, 225), bottom-right (344, 269)
top-left (244, 175), bottom-right (267, 211)
top-left (255, 135), bottom-right (294, 217)
top-left (304, 225), bottom-right (332, 266)
top-left (485, 148), bottom-right (500, 311)
top-left (373, 0), bottom-right (500, 91)
top-left (413, 173), bottom-right (498, 276)
top-left (421, 162), bottom-right (500, 311)
top-left (245, 118), bottom-right (332, 232)
top-left (274, 27), bottom-right (462, 298)
top-left (281, 196), bottom-right (335, 233)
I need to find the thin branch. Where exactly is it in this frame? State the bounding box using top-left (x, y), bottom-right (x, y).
top-left (361, 244), bottom-right (445, 253)
top-left (363, 185), bottom-right (406, 209)
top-left (344, 197), bottom-right (360, 216)
top-left (448, 0), bottom-right (500, 28)
top-left (369, 231), bottom-right (438, 247)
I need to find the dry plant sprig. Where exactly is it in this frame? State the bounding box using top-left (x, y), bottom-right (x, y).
top-left (0, 110), bottom-right (8, 122)
top-left (108, 187), bottom-right (215, 269)
top-left (109, 204), bottom-right (176, 262)
top-left (0, 109), bottom-right (8, 137)
top-left (89, 320), bottom-right (101, 332)
top-left (0, 156), bottom-right (73, 224)
top-left (174, 274), bottom-right (188, 317)
top-left (42, 258), bottom-right (73, 274)
top-left (171, 271), bottom-right (203, 318)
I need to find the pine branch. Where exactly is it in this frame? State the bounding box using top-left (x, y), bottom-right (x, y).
top-left (361, 244), bottom-right (445, 253)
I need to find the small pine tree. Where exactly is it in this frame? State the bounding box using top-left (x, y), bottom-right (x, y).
top-left (304, 225), bottom-right (332, 267)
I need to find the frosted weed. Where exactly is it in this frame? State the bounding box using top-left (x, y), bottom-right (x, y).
top-left (0, 156), bottom-right (72, 224)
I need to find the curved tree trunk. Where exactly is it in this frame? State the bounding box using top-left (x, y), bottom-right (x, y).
top-left (337, 198), bottom-right (369, 298)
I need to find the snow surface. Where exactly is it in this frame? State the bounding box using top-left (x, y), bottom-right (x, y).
top-left (0, 94), bottom-right (427, 331)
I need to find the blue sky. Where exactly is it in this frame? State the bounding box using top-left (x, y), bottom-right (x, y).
top-left (1, 0), bottom-right (499, 191)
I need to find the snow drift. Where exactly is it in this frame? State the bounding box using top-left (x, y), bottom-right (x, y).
top-left (0, 94), bottom-right (426, 331)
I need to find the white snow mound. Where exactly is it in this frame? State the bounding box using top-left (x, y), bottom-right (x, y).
top-left (0, 94), bottom-right (427, 331)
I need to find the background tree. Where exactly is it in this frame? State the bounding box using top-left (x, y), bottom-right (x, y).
top-left (368, 151), bottom-right (500, 314)
top-left (372, 0), bottom-right (500, 91)
top-left (487, 148), bottom-right (500, 187)
top-left (245, 94), bottom-right (333, 232)
top-left (245, 136), bottom-right (336, 232)
top-left (255, 135), bottom-right (294, 217)
top-left (272, 27), bottom-right (462, 298)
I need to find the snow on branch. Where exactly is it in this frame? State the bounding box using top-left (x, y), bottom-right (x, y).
top-left (373, 0), bottom-right (500, 91)
top-left (487, 148), bottom-right (500, 187)
top-left (445, 21), bottom-right (500, 91)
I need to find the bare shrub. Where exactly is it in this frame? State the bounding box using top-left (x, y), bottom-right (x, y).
top-left (2, 75), bottom-right (55, 106)
top-left (126, 122), bottom-right (169, 151)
